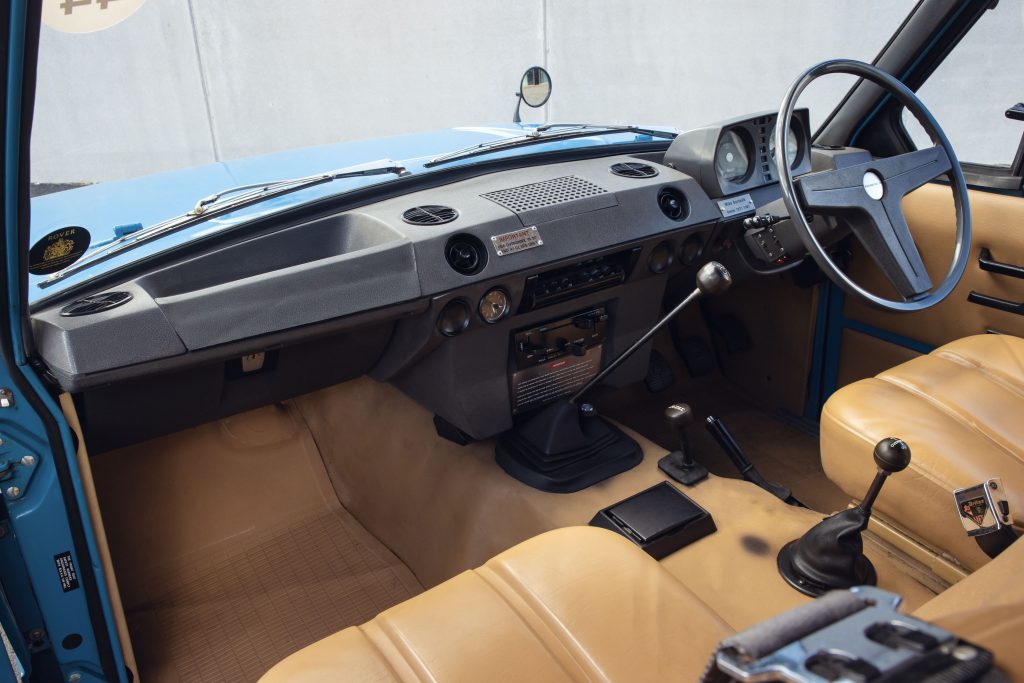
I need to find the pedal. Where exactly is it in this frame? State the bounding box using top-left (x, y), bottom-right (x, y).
top-left (710, 314), bottom-right (752, 354)
top-left (675, 336), bottom-right (716, 377)
top-left (643, 350), bottom-right (676, 393)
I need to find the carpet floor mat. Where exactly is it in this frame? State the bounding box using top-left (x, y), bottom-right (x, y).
top-left (91, 403), bottom-right (421, 682)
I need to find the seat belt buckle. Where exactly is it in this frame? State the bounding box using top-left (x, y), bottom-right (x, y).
top-left (704, 586), bottom-right (997, 682)
top-left (953, 478), bottom-right (1012, 537)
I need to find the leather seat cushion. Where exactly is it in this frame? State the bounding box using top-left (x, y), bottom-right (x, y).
top-left (915, 534), bottom-right (1024, 680)
top-left (821, 334), bottom-right (1024, 570)
top-left (259, 526), bottom-right (731, 682)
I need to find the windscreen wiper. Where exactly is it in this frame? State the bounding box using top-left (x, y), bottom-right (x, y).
top-left (426, 124), bottom-right (677, 167)
top-left (40, 159), bottom-right (410, 287)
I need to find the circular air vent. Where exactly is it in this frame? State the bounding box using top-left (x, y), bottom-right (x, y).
top-left (60, 291), bottom-right (133, 317)
top-left (657, 188), bottom-right (689, 221)
top-left (444, 234), bottom-right (487, 275)
top-left (610, 162), bottom-right (659, 179)
top-left (403, 205), bottom-right (459, 226)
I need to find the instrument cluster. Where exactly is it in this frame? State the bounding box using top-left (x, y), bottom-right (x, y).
top-left (664, 109), bottom-right (813, 199)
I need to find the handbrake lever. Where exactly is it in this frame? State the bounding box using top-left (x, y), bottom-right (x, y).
top-left (705, 416), bottom-right (802, 506)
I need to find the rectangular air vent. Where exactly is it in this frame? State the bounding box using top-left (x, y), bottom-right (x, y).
top-left (481, 175), bottom-right (608, 214)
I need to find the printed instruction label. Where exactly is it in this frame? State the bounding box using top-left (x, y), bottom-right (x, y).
top-left (491, 226), bottom-right (543, 256)
top-left (717, 194), bottom-right (755, 218)
top-left (54, 551), bottom-right (80, 593)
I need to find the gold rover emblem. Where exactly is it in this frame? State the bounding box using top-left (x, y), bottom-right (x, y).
top-left (43, 237), bottom-right (75, 262)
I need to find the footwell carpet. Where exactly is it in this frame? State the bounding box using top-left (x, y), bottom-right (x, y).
top-left (92, 404), bottom-right (420, 682)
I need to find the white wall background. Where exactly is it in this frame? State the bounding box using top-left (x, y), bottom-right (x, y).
top-left (31, 0), bottom-right (1017, 185)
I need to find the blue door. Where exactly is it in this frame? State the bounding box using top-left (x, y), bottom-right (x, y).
top-left (1, 3), bottom-right (128, 681)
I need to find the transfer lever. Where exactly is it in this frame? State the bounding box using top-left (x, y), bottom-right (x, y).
top-left (658, 403), bottom-right (708, 486)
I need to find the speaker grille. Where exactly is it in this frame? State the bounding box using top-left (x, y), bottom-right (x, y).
top-left (481, 175), bottom-right (607, 214)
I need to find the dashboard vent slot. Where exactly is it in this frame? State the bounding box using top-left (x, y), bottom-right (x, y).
top-left (482, 175), bottom-right (607, 214)
top-left (657, 188), bottom-right (689, 221)
top-left (403, 205), bottom-right (459, 225)
top-left (60, 291), bottom-right (133, 317)
top-left (610, 162), bottom-right (659, 179)
top-left (444, 234), bottom-right (487, 275)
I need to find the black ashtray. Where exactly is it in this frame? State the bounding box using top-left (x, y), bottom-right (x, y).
top-left (590, 482), bottom-right (716, 559)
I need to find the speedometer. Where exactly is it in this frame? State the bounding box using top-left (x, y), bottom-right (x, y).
top-left (715, 130), bottom-right (751, 183)
top-left (768, 125), bottom-right (801, 169)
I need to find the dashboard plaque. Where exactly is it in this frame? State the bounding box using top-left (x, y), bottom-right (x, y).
top-left (717, 194), bottom-right (755, 218)
top-left (491, 226), bottom-right (543, 256)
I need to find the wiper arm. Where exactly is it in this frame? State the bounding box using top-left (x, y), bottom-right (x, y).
top-left (426, 125), bottom-right (676, 167)
top-left (40, 159), bottom-right (409, 287)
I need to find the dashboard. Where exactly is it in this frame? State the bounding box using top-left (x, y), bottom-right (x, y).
top-left (30, 111), bottom-right (828, 452)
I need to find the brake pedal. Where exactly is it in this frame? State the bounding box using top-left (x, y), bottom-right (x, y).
top-left (644, 350), bottom-right (676, 393)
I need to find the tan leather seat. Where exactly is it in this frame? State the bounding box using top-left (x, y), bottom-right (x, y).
top-left (915, 535), bottom-right (1024, 682)
top-left (259, 526), bottom-right (731, 682)
top-left (821, 334), bottom-right (1024, 570)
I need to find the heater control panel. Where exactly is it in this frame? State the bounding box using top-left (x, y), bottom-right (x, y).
top-left (510, 307), bottom-right (608, 414)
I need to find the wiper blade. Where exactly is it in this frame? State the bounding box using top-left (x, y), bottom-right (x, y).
top-left (40, 159), bottom-right (410, 287)
top-left (426, 124), bottom-right (676, 167)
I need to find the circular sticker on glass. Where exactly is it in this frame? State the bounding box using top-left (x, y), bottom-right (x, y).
top-left (42, 0), bottom-right (146, 34)
top-left (29, 227), bottom-right (91, 275)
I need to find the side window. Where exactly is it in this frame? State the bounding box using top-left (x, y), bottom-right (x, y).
top-left (901, 2), bottom-right (1023, 188)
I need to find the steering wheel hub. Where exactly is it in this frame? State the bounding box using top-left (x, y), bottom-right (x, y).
top-left (862, 171), bottom-right (884, 200)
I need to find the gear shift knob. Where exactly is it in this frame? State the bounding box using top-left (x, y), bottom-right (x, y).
top-left (664, 403), bottom-right (695, 435)
top-left (695, 262), bottom-right (733, 296)
top-left (873, 437), bottom-right (911, 473)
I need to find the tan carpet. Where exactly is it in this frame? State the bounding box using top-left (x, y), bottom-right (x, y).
top-left (91, 403), bottom-right (421, 683)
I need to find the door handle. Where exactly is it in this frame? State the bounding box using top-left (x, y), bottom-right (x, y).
top-left (967, 291), bottom-right (1024, 316)
top-left (978, 248), bottom-right (1024, 279)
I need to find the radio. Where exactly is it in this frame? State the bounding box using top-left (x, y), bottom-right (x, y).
top-left (519, 248), bottom-right (639, 312)
top-left (510, 307), bottom-right (608, 414)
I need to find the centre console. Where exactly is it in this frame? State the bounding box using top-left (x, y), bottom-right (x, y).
top-left (510, 307), bottom-right (608, 414)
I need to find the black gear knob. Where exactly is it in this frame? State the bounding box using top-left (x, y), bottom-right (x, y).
top-left (873, 437), bottom-right (911, 473)
top-left (695, 262), bottom-right (733, 296)
top-left (664, 403), bottom-right (695, 435)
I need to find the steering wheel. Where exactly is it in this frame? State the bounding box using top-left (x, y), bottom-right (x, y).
top-left (776, 59), bottom-right (971, 312)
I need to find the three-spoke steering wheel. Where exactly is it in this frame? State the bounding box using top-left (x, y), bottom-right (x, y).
top-left (776, 59), bottom-right (971, 312)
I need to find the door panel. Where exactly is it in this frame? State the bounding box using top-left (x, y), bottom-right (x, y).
top-left (837, 183), bottom-right (1024, 385)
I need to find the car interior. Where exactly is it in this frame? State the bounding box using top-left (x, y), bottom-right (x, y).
top-left (19, 2), bottom-right (1024, 682)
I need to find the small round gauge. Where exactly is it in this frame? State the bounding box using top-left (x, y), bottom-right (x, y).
top-left (715, 130), bottom-right (751, 183)
top-left (768, 124), bottom-right (801, 169)
top-left (479, 288), bottom-right (510, 324)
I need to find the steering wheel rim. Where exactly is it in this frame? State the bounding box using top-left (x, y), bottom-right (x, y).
top-left (776, 59), bottom-right (971, 312)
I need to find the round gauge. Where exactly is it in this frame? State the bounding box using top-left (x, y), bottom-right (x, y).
top-left (715, 130), bottom-right (751, 183)
top-left (437, 300), bottom-right (470, 337)
top-left (479, 288), bottom-right (510, 324)
top-left (768, 124), bottom-right (801, 169)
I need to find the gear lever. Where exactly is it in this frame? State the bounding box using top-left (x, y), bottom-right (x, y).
top-left (658, 403), bottom-right (708, 485)
top-left (496, 262), bottom-right (733, 493)
top-left (777, 437), bottom-right (910, 597)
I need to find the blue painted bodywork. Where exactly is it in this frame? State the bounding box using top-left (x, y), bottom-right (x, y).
top-left (5, 2), bottom-right (128, 680)
top-left (28, 125), bottom-right (673, 304)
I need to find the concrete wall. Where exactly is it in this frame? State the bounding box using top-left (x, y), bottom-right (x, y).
top-left (32, 0), bottom-right (1012, 184)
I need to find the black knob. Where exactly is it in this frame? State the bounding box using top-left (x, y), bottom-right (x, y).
top-left (695, 262), bottom-right (733, 296)
top-left (579, 403), bottom-right (597, 419)
top-left (873, 438), bottom-right (911, 473)
top-left (664, 403), bottom-right (695, 436)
